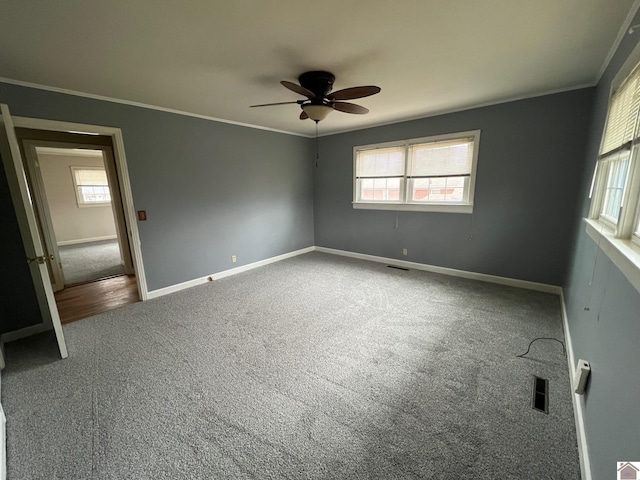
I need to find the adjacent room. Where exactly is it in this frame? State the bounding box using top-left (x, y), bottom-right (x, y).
top-left (0, 2), bottom-right (639, 479)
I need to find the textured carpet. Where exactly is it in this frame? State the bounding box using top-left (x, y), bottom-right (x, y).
top-left (58, 239), bottom-right (125, 285)
top-left (1, 252), bottom-right (580, 479)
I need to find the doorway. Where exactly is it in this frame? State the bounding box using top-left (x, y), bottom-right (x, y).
top-left (15, 127), bottom-right (142, 324)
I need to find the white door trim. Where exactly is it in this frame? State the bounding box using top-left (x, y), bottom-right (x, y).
top-left (12, 116), bottom-right (149, 300)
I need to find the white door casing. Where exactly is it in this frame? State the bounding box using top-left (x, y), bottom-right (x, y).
top-left (11, 115), bottom-right (148, 302)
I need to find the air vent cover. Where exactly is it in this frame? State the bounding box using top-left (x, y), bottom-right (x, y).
top-left (532, 376), bottom-right (549, 414)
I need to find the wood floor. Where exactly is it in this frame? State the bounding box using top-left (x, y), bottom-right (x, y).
top-left (55, 275), bottom-right (139, 324)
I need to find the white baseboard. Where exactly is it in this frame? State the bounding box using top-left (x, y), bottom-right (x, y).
top-left (146, 246), bottom-right (315, 299)
top-left (0, 348), bottom-right (4, 480)
top-left (147, 245), bottom-right (562, 300)
top-left (57, 235), bottom-right (117, 246)
top-left (315, 246), bottom-right (562, 294)
top-left (0, 323), bottom-right (50, 345)
top-left (559, 291), bottom-right (592, 480)
top-left (0, 403), bottom-right (5, 480)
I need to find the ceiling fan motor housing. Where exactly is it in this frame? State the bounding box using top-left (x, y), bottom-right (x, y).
top-left (299, 71), bottom-right (335, 99)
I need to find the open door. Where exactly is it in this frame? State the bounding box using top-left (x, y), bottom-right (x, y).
top-left (21, 141), bottom-right (66, 292)
top-left (0, 104), bottom-right (68, 359)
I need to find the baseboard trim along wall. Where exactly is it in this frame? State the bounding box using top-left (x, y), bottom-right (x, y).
top-left (57, 235), bottom-right (118, 246)
top-left (0, 403), bottom-right (5, 480)
top-left (315, 246), bottom-right (563, 294)
top-left (146, 246), bottom-right (316, 299)
top-left (147, 245), bottom-right (562, 300)
top-left (0, 323), bottom-right (51, 345)
top-left (559, 291), bottom-right (592, 480)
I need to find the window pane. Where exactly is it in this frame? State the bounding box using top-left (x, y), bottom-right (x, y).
top-left (410, 176), bottom-right (469, 203)
top-left (72, 166), bottom-right (111, 205)
top-left (600, 157), bottom-right (629, 222)
top-left (73, 167), bottom-right (108, 186)
top-left (356, 147), bottom-right (404, 178)
top-left (408, 138), bottom-right (474, 177)
top-left (359, 177), bottom-right (400, 201)
top-left (79, 185), bottom-right (111, 203)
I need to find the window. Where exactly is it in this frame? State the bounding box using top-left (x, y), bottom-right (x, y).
top-left (353, 130), bottom-right (480, 213)
top-left (586, 48), bottom-right (640, 294)
top-left (71, 166), bottom-right (111, 206)
top-left (589, 57), bottom-right (640, 237)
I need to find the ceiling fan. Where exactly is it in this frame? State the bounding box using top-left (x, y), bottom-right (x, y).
top-left (251, 71), bottom-right (381, 122)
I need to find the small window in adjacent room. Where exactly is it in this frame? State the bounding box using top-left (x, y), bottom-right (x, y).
top-left (353, 130), bottom-right (480, 213)
top-left (71, 166), bottom-right (111, 206)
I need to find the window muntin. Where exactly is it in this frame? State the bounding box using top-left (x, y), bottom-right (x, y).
top-left (599, 152), bottom-right (630, 224)
top-left (634, 201), bottom-right (640, 245)
top-left (354, 130), bottom-right (480, 213)
top-left (71, 166), bottom-right (111, 206)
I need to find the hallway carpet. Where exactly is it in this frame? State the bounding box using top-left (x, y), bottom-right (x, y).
top-left (58, 239), bottom-right (125, 285)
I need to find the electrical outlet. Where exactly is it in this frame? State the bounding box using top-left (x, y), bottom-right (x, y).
top-left (232, 255), bottom-right (237, 263)
top-left (402, 248), bottom-right (408, 256)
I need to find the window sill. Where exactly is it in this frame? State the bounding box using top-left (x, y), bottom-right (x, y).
top-left (584, 218), bottom-right (640, 294)
top-left (77, 202), bottom-right (112, 208)
top-left (353, 202), bottom-right (473, 214)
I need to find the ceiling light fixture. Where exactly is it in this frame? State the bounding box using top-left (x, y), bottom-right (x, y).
top-left (301, 104), bottom-right (333, 122)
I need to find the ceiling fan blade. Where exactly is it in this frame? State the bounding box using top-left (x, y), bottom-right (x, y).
top-left (281, 80), bottom-right (317, 99)
top-left (300, 111), bottom-right (309, 120)
top-left (332, 102), bottom-right (369, 114)
top-left (250, 101), bottom-right (302, 107)
top-left (327, 86), bottom-right (381, 101)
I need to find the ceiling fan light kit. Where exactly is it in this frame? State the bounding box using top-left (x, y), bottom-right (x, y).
top-left (251, 70), bottom-right (381, 122)
top-left (301, 104), bottom-right (334, 121)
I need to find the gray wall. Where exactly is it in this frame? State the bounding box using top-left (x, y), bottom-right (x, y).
top-left (564, 8), bottom-right (640, 479)
top-left (0, 82), bottom-right (314, 332)
top-left (314, 89), bottom-right (594, 286)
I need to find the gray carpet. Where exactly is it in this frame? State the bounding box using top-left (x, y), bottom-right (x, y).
top-left (58, 239), bottom-right (125, 285)
top-left (1, 252), bottom-right (580, 479)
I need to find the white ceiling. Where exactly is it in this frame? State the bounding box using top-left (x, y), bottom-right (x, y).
top-left (0, 0), bottom-right (637, 137)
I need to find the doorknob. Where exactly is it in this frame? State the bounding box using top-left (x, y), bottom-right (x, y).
top-left (27, 254), bottom-right (54, 265)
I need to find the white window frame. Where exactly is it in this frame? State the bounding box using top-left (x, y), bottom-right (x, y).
top-left (587, 42), bottom-right (640, 294)
top-left (70, 166), bottom-right (112, 207)
top-left (353, 130), bottom-right (480, 214)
